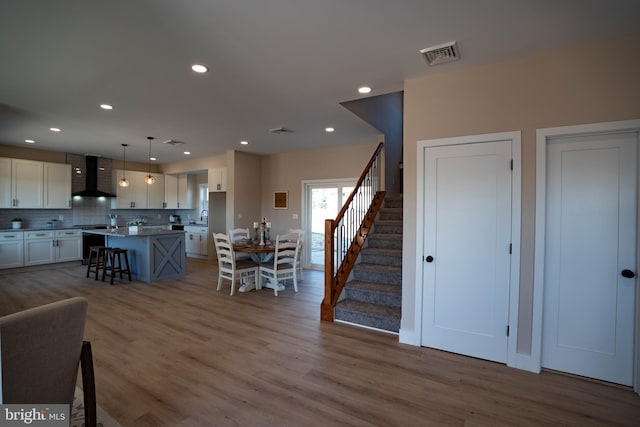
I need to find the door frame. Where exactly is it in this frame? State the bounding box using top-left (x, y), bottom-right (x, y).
top-left (414, 131), bottom-right (522, 368)
top-left (301, 178), bottom-right (357, 270)
top-left (533, 119), bottom-right (640, 392)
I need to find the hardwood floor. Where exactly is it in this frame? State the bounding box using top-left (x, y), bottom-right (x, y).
top-left (1, 260), bottom-right (639, 426)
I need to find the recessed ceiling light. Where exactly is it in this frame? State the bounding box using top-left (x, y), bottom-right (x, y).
top-left (358, 86), bottom-right (372, 94)
top-left (240, 140), bottom-right (249, 145)
top-left (50, 127), bottom-right (61, 132)
top-left (100, 104), bottom-right (113, 110)
top-left (150, 157), bottom-right (157, 161)
top-left (191, 64), bottom-right (208, 73)
top-left (325, 127), bottom-right (335, 133)
top-left (183, 151), bottom-right (191, 155)
top-left (25, 139), bottom-right (35, 143)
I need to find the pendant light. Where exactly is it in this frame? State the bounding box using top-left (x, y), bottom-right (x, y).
top-left (144, 136), bottom-right (156, 184)
top-left (118, 144), bottom-right (129, 187)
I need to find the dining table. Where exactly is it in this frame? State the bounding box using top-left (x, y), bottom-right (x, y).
top-left (233, 241), bottom-right (275, 263)
top-left (232, 241), bottom-right (284, 292)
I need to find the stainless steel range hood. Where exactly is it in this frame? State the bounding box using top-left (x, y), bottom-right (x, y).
top-left (71, 155), bottom-right (117, 198)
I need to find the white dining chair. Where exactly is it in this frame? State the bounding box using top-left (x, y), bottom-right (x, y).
top-left (289, 228), bottom-right (305, 282)
top-left (258, 232), bottom-right (300, 296)
top-left (213, 232), bottom-right (259, 296)
top-left (228, 228), bottom-right (252, 260)
top-left (228, 228), bottom-right (251, 243)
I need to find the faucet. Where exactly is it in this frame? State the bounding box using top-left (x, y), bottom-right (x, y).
top-left (200, 209), bottom-right (208, 221)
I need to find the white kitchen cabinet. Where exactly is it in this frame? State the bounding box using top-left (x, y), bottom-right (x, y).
top-left (163, 174), bottom-right (193, 209)
top-left (0, 158), bottom-right (71, 209)
top-left (44, 162), bottom-right (72, 209)
top-left (208, 168), bottom-right (227, 192)
top-left (177, 174), bottom-right (194, 209)
top-left (185, 226), bottom-right (208, 256)
top-left (113, 170), bottom-right (168, 209)
top-left (112, 170), bottom-right (148, 209)
top-left (12, 159), bottom-right (44, 208)
top-left (54, 229), bottom-right (82, 262)
top-left (0, 231), bottom-right (24, 269)
top-left (146, 173), bottom-right (165, 209)
top-left (164, 174), bottom-right (178, 209)
top-left (24, 229), bottom-right (82, 266)
top-left (0, 158), bottom-right (11, 208)
top-left (24, 230), bottom-right (56, 266)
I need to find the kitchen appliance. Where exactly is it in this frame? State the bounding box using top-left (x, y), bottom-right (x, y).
top-left (169, 214), bottom-right (181, 224)
top-left (72, 156), bottom-right (117, 198)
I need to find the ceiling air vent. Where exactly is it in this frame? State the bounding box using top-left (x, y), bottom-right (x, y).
top-left (162, 139), bottom-right (186, 146)
top-left (420, 41), bottom-right (460, 66)
top-left (269, 127), bottom-right (293, 134)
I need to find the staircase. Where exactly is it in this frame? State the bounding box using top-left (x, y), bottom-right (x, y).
top-left (334, 193), bottom-right (402, 332)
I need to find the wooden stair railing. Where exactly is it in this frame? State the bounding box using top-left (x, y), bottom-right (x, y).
top-left (321, 142), bottom-right (385, 322)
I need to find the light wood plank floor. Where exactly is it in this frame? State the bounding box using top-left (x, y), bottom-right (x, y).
top-left (1, 260), bottom-right (639, 426)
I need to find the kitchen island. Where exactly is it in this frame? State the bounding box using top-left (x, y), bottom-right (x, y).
top-left (82, 228), bottom-right (186, 282)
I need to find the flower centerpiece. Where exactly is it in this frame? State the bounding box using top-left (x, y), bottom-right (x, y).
top-left (126, 217), bottom-right (147, 234)
top-left (11, 217), bottom-right (22, 229)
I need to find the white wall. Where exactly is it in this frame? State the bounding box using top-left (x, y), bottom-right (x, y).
top-left (402, 32), bottom-right (640, 354)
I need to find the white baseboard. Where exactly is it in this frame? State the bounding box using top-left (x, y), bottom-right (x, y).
top-left (507, 352), bottom-right (541, 373)
top-left (399, 327), bottom-right (420, 346)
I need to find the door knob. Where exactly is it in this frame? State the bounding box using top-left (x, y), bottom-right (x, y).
top-left (621, 269), bottom-right (636, 279)
top-left (426, 256), bottom-right (434, 263)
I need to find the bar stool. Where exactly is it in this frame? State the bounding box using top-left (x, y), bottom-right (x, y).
top-left (102, 248), bottom-right (132, 285)
top-left (86, 246), bottom-right (108, 280)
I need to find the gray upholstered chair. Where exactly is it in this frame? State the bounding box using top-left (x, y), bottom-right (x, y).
top-left (0, 297), bottom-right (96, 427)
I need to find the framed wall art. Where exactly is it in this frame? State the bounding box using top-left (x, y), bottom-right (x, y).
top-left (274, 191), bottom-right (288, 209)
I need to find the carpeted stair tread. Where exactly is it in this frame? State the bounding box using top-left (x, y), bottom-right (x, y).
top-left (335, 299), bottom-right (401, 332)
top-left (333, 192), bottom-right (403, 333)
top-left (383, 198), bottom-right (403, 208)
top-left (375, 219), bottom-right (402, 225)
top-left (367, 233), bottom-right (403, 249)
top-left (356, 263), bottom-right (401, 273)
top-left (360, 247), bottom-right (402, 266)
top-left (373, 219), bottom-right (403, 234)
top-left (343, 280), bottom-right (402, 307)
top-left (361, 247), bottom-right (402, 256)
top-left (352, 263), bottom-right (402, 286)
top-left (367, 232), bottom-right (402, 238)
top-left (379, 208), bottom-right (403, 221)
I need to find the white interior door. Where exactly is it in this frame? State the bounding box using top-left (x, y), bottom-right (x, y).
top-left (542, 132), bottom-right (637, 386)
top-left (421, 140), bottom-right (512, 363)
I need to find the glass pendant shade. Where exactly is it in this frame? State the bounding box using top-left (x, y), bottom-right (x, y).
top-left (145, 136), bottom-right (155, 185)
top-left (119, 143), bottom-right (129, 187)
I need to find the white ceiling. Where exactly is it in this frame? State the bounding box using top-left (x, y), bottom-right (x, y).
top-left (1, 0), bottom-right (638, 163)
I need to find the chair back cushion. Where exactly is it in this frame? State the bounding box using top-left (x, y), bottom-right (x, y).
top-left (0, 297), bottom-right (88, 405)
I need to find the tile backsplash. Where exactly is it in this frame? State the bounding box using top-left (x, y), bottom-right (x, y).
top-left (0, 197), bottom-right (198, 229)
